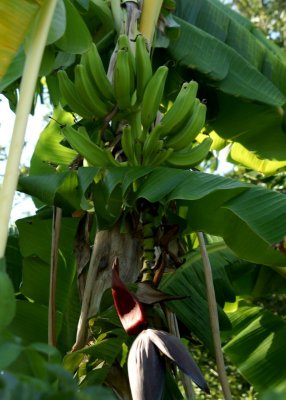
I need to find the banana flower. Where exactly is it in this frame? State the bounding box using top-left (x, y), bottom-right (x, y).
top-left (128, 328), bottom-right (210, 399)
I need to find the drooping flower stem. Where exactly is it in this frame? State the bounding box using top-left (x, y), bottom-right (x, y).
top-left (197, 231), bottom-right (232, 400)
top-left (0, 0), bottom-right (58, 258)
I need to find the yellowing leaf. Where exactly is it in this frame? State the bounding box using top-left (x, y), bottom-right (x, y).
top-left (0, 0), bottom-right (45, 79)
top-left (229, 142), bottom-right (286, 175)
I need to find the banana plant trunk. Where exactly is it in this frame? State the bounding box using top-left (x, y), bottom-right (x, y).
top-left (73, 223), bottom-right (142, 351)
top-left (89, 223), bottom-right (142, 317)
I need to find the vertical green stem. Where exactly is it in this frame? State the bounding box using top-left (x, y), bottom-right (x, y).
top-left (0, 0), bottom-right (57, 258)
top-left (141, 214), bottom-right (156, 282)
top-left (48, 207), bottom-right (62, 347)
top-left (197, 232), bottom-right (232, 400)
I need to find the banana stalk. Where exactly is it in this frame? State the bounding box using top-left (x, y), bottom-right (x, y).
top-left (141, 213), bottom-right (157, 282)
top-left (0, 0), bottom-right (58, 258)
top-left (139, 0), bottom-right (164, 45)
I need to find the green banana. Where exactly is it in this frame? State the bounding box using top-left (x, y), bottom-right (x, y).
top-left (121, 124), bottom-right (139, 166)
top-left (143, 237), bottom-right (155, 251)
top-left (118, 34), bottom-right (135, 62)
top-left (114, 48), bottom-right (133, 110)
top-left (134, 141), bottom-right (143, 165)
top-left (128, 110), bottom-right (143, 140)
top-left (166, 136), bottom-right (213, 169)
top-left (62, 125), bottom-right (120, 167)
top-left (135, 34), bottom-right (152, 102)
top-left (0, 271), bottom-right (16, 332)
top-left (143, 222), bottom-right (153, 238)
top-left (158, 80), bottom-right (198, 138)
top-left (117, 34), bottom-right (136, 97)
top-left (149, 147), bottom-right (174, 166)
top-left (57, 70), bottom-right (94, 118)
top-left (81, 43), bottom-right (114, 102)
top-left (165, 100), bottom-right (207, 151)
top-left (141, 65), bottom-right (168, 131)
top-left (74, 64), bottom-right (113, 119)
top-left (142, 125), bottom-right (163, 165)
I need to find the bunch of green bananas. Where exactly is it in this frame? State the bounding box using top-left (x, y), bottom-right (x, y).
top-left (58, 42), bottom-right (115, 120)
top-left (114, 34), bottom-right (212, 168)
top-left (57, 33), bottom-right (211, 169)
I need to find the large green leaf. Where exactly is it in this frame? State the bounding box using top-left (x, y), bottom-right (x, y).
top-left (14, 214), bottom-right (81, 352)
top-left (226, 261), bottom-right (286, 298)
top-left (224, 302), bottom-right (286, 392)
top-left (55, 0), bottom-right (92, 54)
top-left (211, 93), bottom-right (286, 168)
top-left (18, 171), bottom-right (82, 212)
top-left (5, 234), bottom-right (22, 292)
top-left (18, 167), bottom-right (286, 268)
top-left (9, 300), bottom-right (62, 345)
top-left (159, 241), bottom-right (236, 349)
top-left (171, 0), bottom-right (286, 105)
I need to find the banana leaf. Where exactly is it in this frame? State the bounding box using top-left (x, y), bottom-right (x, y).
top-left (210, 93), bottom-right (286, 170)
top-left (12, 215), bottom-right (81, 353)
top-left (159, 241), bottom-right (236, 349)
top-left (0, 0), bottom-right (45, 80)
top-left (18, 167), bottom-right (286, 268)
top-left (0, 0), bottom-right (67, 92)
top-left (224, 302), bottom-right (286, 392)
top-left (55, 0), bottom-right (92, 54)
top-left (171, 0), bottom-right (286, 105)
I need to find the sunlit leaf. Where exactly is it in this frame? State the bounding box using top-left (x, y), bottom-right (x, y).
top-left (229, 142), bottom-right (286, 175)
top-left (0, 0), bottom-right (45, 80)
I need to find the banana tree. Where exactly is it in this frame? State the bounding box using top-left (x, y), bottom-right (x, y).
top-left (1, 0), bottom-right (286, 399)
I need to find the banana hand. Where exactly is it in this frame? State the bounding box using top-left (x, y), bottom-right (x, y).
top-left (74, 64), bottom-right (114, 119)
top-left (158, 80), bottom-right (199, 138)
top-left (57, 70), bottom-right (94, 118)
top-left (165, 100), bottom-right (206, 151)
top-left (166, 137), bottom-right (213, 169)
top-left (81, 43), bottom-right (115, 102)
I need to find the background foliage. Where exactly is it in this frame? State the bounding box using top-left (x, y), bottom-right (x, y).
top-left (1, 0), bottom-right (286, 399)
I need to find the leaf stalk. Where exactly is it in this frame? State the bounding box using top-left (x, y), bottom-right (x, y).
top-left (0, 0), bottom-right (58, 257)
top-left (197, 231), bottom-right (232, 400)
